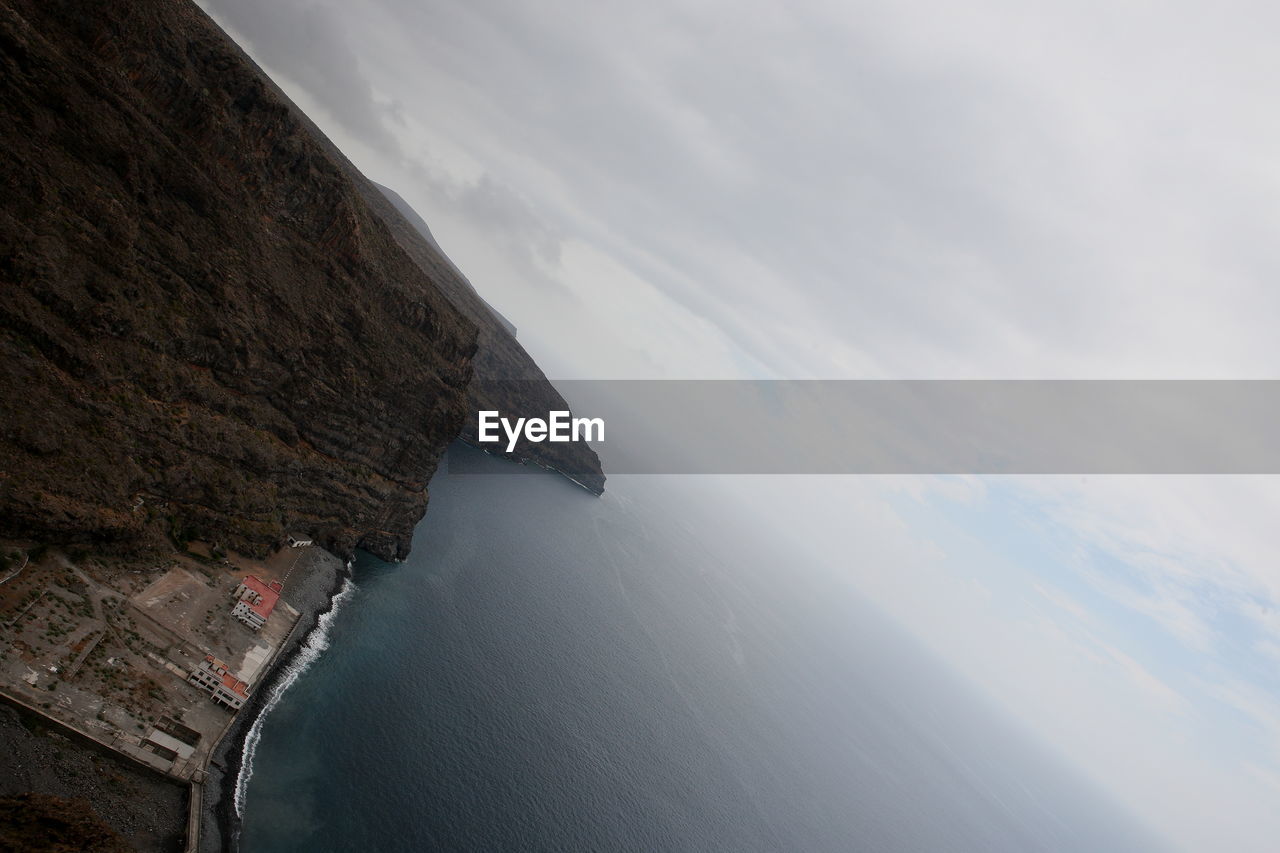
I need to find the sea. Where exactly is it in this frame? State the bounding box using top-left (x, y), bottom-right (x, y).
top-left (236, 443), bottom-right (1162, 852)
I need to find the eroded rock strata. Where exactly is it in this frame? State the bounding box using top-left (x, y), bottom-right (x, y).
top-left (0, 0), bottom-right (603, 562)
top-left (242, 76), bottom-right (607, 494)
top-left (367, 180), bottom-right (607, 495)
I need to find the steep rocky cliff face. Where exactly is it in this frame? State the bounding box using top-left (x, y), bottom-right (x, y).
top-left (246, 84), bottom-right (607, 495)
top-left (0, 0), bottom-right (483, 560)
top-left (364, 182), bottom-right (607, 495)
top-left (372, 182), bottom-right (520, 339)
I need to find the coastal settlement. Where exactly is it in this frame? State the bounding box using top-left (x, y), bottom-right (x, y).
top-left (0, 534), bottom-right (327, 849)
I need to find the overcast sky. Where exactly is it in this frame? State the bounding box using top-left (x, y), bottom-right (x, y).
top-left (199, 1), bottom-right (1280, 848)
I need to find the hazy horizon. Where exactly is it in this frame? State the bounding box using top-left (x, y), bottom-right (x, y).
top-left (241, 446), bottom-right (1167, 851)
top-left (199, 1), bottom-right (1280, 848)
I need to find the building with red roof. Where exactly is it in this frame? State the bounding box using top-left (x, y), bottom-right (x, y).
top-left (231, 575), bottom-right (283, 631)
top-left (188, 655), bottom-right (250, 710)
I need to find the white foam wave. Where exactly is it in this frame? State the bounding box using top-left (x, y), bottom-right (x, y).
top-left (233, 575), bottom-right (357, 818)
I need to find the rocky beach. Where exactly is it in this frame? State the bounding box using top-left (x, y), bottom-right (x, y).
top-left (197, 546), bottom-right (345, 853)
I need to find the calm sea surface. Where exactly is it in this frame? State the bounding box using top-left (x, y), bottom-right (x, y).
top-left (238, 444), bottom-right (1160, 851)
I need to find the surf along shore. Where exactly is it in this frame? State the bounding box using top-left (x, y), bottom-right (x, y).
top-left (0, 538), bottom-right (349, 852)
top-left (198, 546), bottom-right (347, 853)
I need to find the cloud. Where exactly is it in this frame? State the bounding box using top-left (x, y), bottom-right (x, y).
top-left (1094, 641), bottom-right (1188, 718)
top-left (437, 173), bottom-right (564, 272)
top-left (1255, 639), bottom-right (1280, 666)
top-left (184, 2), bottom-right (1280, 847)
top-left (198, 0), bottom-right (404, 157)
top-left (721, 472), bottom-right (1280, 849)
top-left (1033, 581), bottom-right (1093, 625)
top-left (199, 0), bottom-right (1280, 382)
top-left (1011, 476), bottom-right (1280, 653)
top-left (1198, 673), bottom-right (1280, 765)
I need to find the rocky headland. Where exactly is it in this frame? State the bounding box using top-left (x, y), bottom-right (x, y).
top-left (0, 0), bottom-right (603, 565)
top-left (0, 0), bottom-right (604, 848)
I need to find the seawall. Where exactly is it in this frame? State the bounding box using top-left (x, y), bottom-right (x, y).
top-left (197, 546), bottom-right (346, 853)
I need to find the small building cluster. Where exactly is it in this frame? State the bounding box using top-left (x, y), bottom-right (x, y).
top-left (120, 716), bottom-right (205, 773)
top-left (142, 717), bottom-right (201, 764)
top-left (187, 655), bottom-right (250, 710)
top-left (231, 575), bottom-right (283, 631)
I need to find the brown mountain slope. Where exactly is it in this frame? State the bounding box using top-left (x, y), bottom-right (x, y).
top-left (370, 181), bottom-right (518, 340)
top-left (0, 0), bottom-right (481, 560)
top-left (0, 793), bottom-right (132, 853)
top-left (237, 66), bottom-right (607, 494)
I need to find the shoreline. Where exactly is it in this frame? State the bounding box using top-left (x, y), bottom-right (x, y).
top-left (197, 547), bottom-right (349, 853)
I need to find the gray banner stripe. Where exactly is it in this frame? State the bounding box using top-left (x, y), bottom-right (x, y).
top-left (450, 380), bottom-right (1280, 475)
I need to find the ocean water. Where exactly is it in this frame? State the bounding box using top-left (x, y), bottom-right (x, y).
top-left (238, 444), bottom-right (1161, 852)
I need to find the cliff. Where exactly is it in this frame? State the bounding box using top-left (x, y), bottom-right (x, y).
top-left (248, 98), bottom-right (606, 494)
top-left (364, 182), bottom-right (606, 493)
top-left (0, 0), bottom-right (485, 561)
top-left (186, 22), bottom-right (606, 495)
top-left (370, 182), bottom-right (519, 340)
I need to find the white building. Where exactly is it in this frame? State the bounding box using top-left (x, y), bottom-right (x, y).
top-left (145, 729), bottom-right (195, 762)
top-left (231, 575), bottom-right (283, 631)
top-left (187, 655), bottom-right (249, 710)
top-left (286, 532), bottom-right (313, 548)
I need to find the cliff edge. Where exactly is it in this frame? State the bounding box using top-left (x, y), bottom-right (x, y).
top-left (0, 0), bottom-right (484, 561)
top-left (365, 182), bottom-right (606, 494)
top-left (248, 93), bottom-right (607, 495)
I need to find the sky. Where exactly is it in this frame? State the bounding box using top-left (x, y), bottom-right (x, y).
top-left (199, 1), bottom-right (1280, 848)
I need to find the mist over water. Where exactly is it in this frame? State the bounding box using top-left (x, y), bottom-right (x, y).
top-left (238, 444), bottom-right (1162, 852)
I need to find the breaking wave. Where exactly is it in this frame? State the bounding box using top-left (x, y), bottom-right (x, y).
top-left (234, 574), bottom-right (357, 817)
